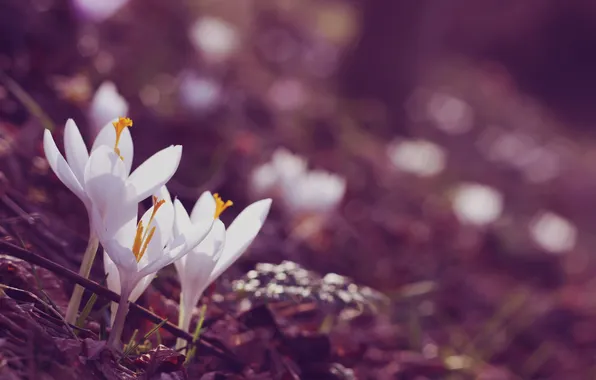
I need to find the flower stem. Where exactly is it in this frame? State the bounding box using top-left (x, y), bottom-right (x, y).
top-left (64, 231), bottom-right (99, 324)
top-left (107, 288), bottom-right (132, 349)
top-left (175, 297), bottom-right (192, 351)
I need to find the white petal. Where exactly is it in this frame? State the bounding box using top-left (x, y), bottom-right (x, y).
top-left (176, 219), bottom-right (225, 330)
top-left (173, 199), bottom-right (192, 238)
top-left (104, 250), bottom-right (121, 295)
top-left (103, 238), bottom-right (137, 274)
top-left (43, 129), bottom-right (87, 202)
top-left (84, 145), bottom-right (128, 218)
top-left (209, 199), bottom-right (271, 282)
top-left (104, 250), bottom-right (121, 326)
top-left (138, 211), bottom-right (214, 278)
top-left (190, 191), bottom-right (217, 224)
top-left (89, 82), bottom-right (129, 133)
top-left (137, 199), bottom-right (173, 264)
top-left (172, 198), bottom-right (194, 275)
top-left (183, 219), bottom-right (225, 285)
top-left (129, 273), bottom-right (156, 303)
top-left (155, 185), bottom-right (172, 204)
top-left (63, 119), bottom-right (89, 185)
top-left (91, 118), bottom-right (134, 175)
top-left (127, 145), bottom-right (182, 202)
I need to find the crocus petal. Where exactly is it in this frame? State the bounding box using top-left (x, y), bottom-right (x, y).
top-left (136, 201), bottom-right (171, 265)
top-left (84, 145), bottom-right (128, 220)
top-left (173, 199), bottom-right (192, 239)
top-left (176, 220), bottom-right (225, 335)
top-left (103, 251), bottom-right (151, 326)
top-left (91, 119), bottom-right (134, 175)
top-left (189, 191), bottom-right (217, 224)
top-left (43, 129), bottom-right (87, 203)
top-left (172, 195), bottom-right (216, 257)
top-left (63, 119), bottom-right (89, 185)
top-left (172, 199), bottom-right (193, 274)
top-left (137, 209), bottom-right (214, 278)
top-left (104, 251), bottom-right (121, 325)
top-left (209, 199), bottom-right (271, 283)
top-left (156, 185), bottom-right (173, 205)
top-left (127, 145), bottom-right (182, 202)
top-left (183, 219), bottom-right (225, 287)
top-left (129, 273), bottom-right (156, 303)
top-left (103, 238), bottom-right (138, 275)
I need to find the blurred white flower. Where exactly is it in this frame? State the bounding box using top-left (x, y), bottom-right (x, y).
top-left (251, 148), bottom-right (344, 215)
top-left (178, 72), bottom-right (222, 111)
top-left (452, 183), bottom-right (503, 226)
top-left (189, 17), bottom-right (239, 62)
top-left (530, 211), bottom-right (577, 254)
top-left (426, 93), bottom-right (474, 134)
top-left (173, 194), bottom-right (271, 350)
top-left (250, 148), bottom-right (306, 195)
top-left (387, 139), bottom-right (446, 177)
top-left (89, 82), bottom-right (128, 138)
top-left (282, 170), bottom-right (346, 215)
top-left (72, 0), bottom-right (129, 23)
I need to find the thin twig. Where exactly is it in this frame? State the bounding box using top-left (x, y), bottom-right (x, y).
top-left (0, 240), bottom-right (243, 371)
top-left (0, 283), bottom-right (79, 339)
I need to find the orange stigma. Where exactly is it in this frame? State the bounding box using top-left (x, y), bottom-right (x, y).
top-left (213, 193), bottom-right (233, 219)
top-left (112, 117), bottom-right (133, 160)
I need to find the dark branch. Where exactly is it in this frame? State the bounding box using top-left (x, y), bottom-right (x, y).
top-left (0, 239), bottom-right (242, 370)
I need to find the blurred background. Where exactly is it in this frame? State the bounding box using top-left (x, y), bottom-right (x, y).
top-left (1, 0), bottom-right (596, 378)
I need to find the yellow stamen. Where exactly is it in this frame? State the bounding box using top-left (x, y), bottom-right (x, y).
top-left (138, 226), bottom-right (156, 261)
top-left (132, 197), bottom-right (166, 262)
top-left (213, 193), bottom-right (233, 219)
top-left (112, 117), bottom-right (133, 161)
top-left (132, 221), bottom-right (145, 262)
top-left (142, 197), bottom-right (166, 242)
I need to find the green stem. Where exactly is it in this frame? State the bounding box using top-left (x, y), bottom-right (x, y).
top-left (64, 232), bottom-right (99, 324)
top-left (175, 295), bottom-right (191, 352)
top-left (107, 287), bottom-right (132, 349)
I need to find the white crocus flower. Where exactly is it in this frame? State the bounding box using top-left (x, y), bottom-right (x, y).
top-left (43, 117), bottom-right (180, 324)
top-left (86, 147), bottom-right (215, 347)
top-left (104, 186), bottom-right (174, 324)
top-left (44, 116), bottom-right (182, 219)
top-left (89, 81), bottom-right (129, 138)
top-left (281, 170), bottom-right (346, 215)
top-left (173, 193), bottom-right (272, 350)
top-left (249, 148), bottom-right (344, 216)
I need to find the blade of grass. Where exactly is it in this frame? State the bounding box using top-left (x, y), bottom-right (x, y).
top-left (75, 292), bottom-right (98, 330)
top-left (122, 318), bottom-right (169, 359)
top-left (463, 289), bottom-right (529, 357)
top-left (0, 70), bottom-right (55, 131)
top-left (318, 314), bottom-right (336, 334)
top-left (122, 329), bottom-right (139, 356)
top-left (521, 341), bottom-right (553, 378)
top-left (185, 304), bottom-right (208, 364)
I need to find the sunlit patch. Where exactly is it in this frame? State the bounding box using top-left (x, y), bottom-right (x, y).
top-left (132, 196), bottom-right (165, 262)
top-left (112, 117), bottom-right (133, 160)
top-left (530, 211), bottom-right (577, 254)
top-left (213, 193), bottom-right (233, 219)
top-left (387, 139), bottom-right (446, 177)
top-left (452, 183), bottom-right (503, 226)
